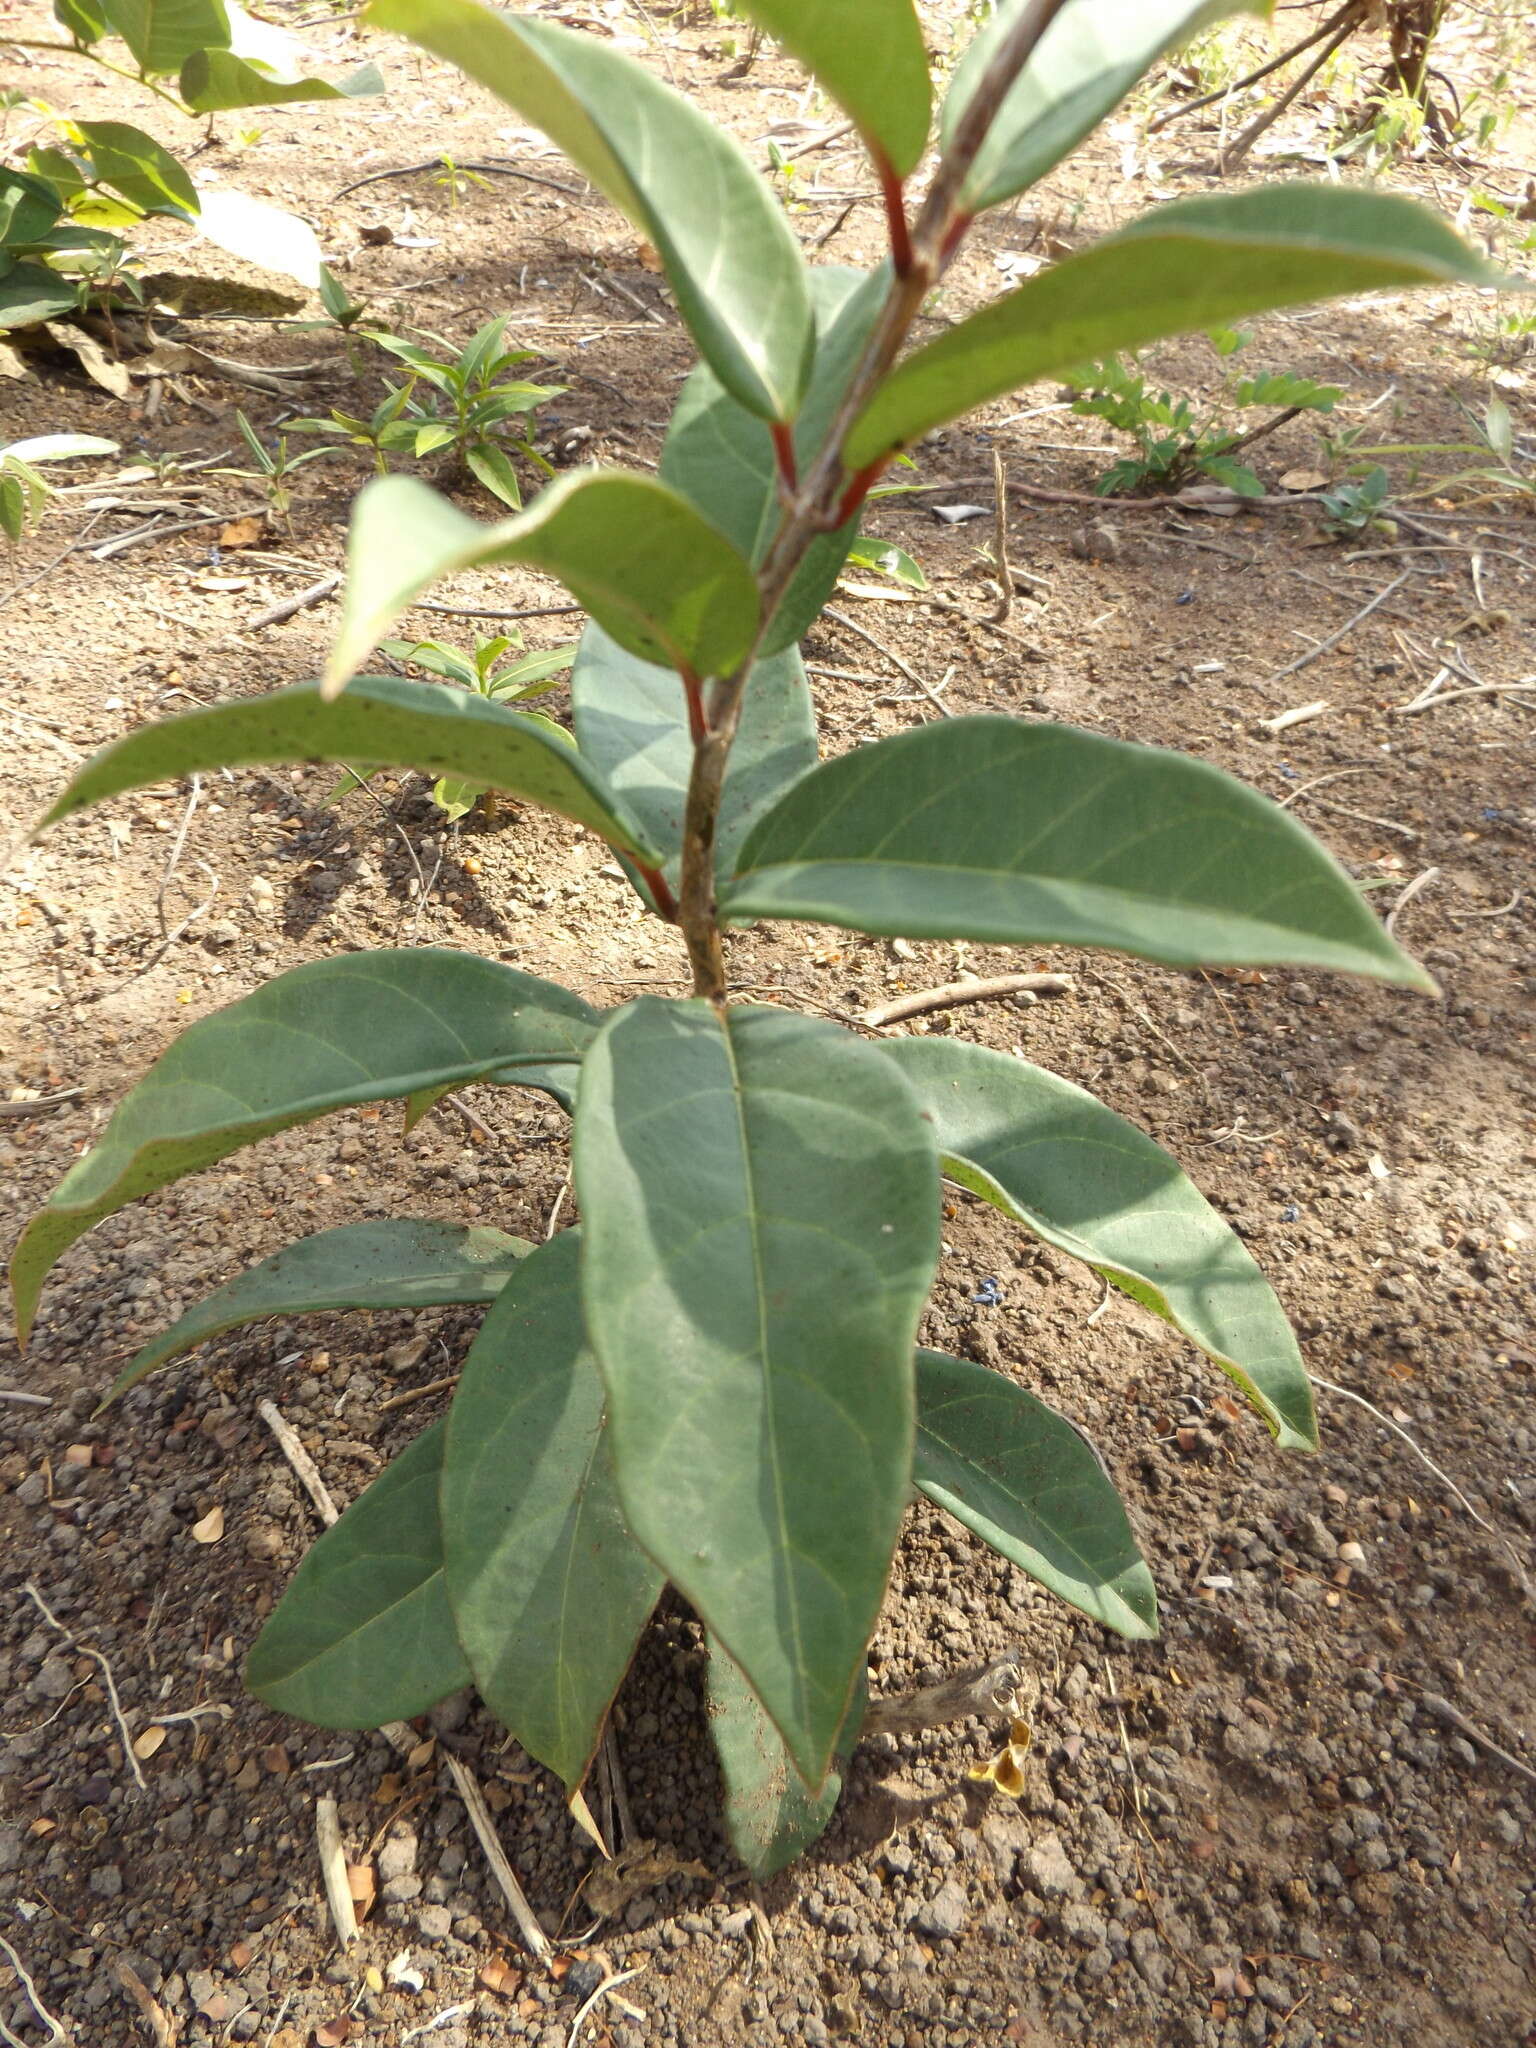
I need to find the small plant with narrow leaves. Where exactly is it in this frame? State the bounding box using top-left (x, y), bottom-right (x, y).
top-left (14, 0), bottom-right (1510, 1883)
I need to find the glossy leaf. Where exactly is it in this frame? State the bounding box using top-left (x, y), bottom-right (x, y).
top-left (104, 1220), bottom-right (534, 1403)
top-left (885, 1039), bottom-right (1316, 1448)
top-left (574, 999), bottom-right (939, 1788)
top-left (847, 185), bottom-right (1499, 467)
top-left (247, 1421), bottom-right (470, 1725)
top-left (442, 1234), bottom-right (663, 1789)
top-left (725, 716), bottom-right (1432, 990)
top-left (40, 676), bottom-right (662, 859)
top-left (365, 0), bottom-right (813, 421)
top-left (73, 121), bottom-right (198, 217)
top-left (708, 1635), bottom-right (867, 1878)
top-left (12, 952), bottom-right (597, 1342)
top-left (571, 626), bottom-right (816, 893)
top-left (945, 0), bottom-right (1267, 213)
top-left (914, 1350), bottom-right (1158, 1637)
top-left (102, 0), bottom-right (229, 74)
top-left (325, 473), bottom-right (759, 693)
top-left (734, 1), bottom-right (931, 177)
top-left (662, 265), bottom-right (885, 656)
top-left (179, 50), bottom-right (384, 111)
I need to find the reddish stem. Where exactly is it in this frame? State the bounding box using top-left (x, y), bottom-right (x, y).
top-left (679, 666), bottom-right (709, 746)
top-left (770, 420), bottom-right (798, 493)
top-left (632, 859), bottom-right (678, 924)
top-left (875, 152), bottom-right (914, 277)
top-left (835, 457), bottom-right (891, 529)
top-left (939, 210), bottom-right (975, 269)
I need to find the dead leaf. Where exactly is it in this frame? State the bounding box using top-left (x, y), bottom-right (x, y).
top-left (1279, 467), bottom-right (1328, 492)
top-left (228, 1940), bottom-right (254, 1970)
top-left (313, 2021), bottom-right (354, 2047)
top-left (191, 573), bottom-right (254, 593)
top-left (479, 1955), bottom-right (517, 1995)
top-left (133, 1724), bottom-right (168, 1761)
top-left (582, 1838), bottom-right (711, 1919)
top-left (405, 1736), bottom-right (436, 1774)
top-left (219, 515), bottom-right (265, 549)
top-left (198, 1991), bottom-right (234, 2023)
top-left (43, 321), bottom-right (131, 399)
top-left (346, 1861), bottom-right (376, 1919)
top-left (635, 241), bottom-right (663, 272)
top-left (27, 1817), bottom-right (56, 1838)
top-left (372, 1772), bottom-right (403, 1805)
top-left (260, 1743), bottom-right (291, 1777)
top-left (191, 1505), bottom-right (225, 1545)
top-left (0, 341), bottom-right (34, 382)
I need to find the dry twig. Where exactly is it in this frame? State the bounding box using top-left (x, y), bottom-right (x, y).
top-left (257, 1399), bottom-right (340, 1526)
top-left (824, 602), bottom-right (953, 717)
top-left (249, 574), bottom-right (340, 631)
top-left (863, 971), bottom-right (1073, 1029)
top-left (1385, 866), bottom-right (1440, 937)
top-left (441, 1752), bottom-right (554, 1966)
top-left (0, 1934), bottom-right (70, 2048)
top-left (1258, 571), bottom-right (1411, 689)
top-left (23, 1581), bottom-right (147, 1791)
top-left (315, 1795), bottom-right (359, 1948)
top-left (115, 1959), bottom-right (176, 2046)
top-left (863, 1656), bottom-right (1026, 1737)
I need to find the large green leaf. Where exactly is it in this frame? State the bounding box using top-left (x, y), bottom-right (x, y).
top-left (886, 1040), bottom-right (1316, 1448)
top-left (365, 0), bottom-right (813, 422)
top-left (247, 1421), bottom-right (470, 1725)
top-left (104, 1220), bottom-right (533, 1404)
top-left (725, 716), bottom-right (1431, 990)
top-left (734, 1), bottom-right (931, 177)
top-left (40, 676), bottom-right (662, 860)
top-left (0, 168), bottom-right (67, 245)
top-left (846, 185), bottom-right (1499, 467)
top-left (326, 473), bottom-right (758, 694)
top-left (570, 626), bottom-right (816, 893)
top-left (55, 0), bottom-right (108, 45)
top-left (661, 266), bottom-right (885, 656)
top-left (914, 1350), bottom-right (1158, 1637)
top-left (442, 1233), bottom-right (663, 1790)
top-left (102, 0), bottom-right (230, 74)
top-left (179, 50), bottom-right (384, 110)
top-left (12, 953), bottom-right (597, 1343)
top-left (944, 0), bottom-right (1267, 213)
top-left (707, 1634), bottom-right (866, 1878)
top-left (0, 266), bottom-right (80, 330)
top-left (573, 999), bottom-right (939, 1789)
top-left (73, 121), bottom-right (197, 217)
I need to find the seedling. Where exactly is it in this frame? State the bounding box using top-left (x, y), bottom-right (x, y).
top-left (213, 410), bottom-right (341, 525)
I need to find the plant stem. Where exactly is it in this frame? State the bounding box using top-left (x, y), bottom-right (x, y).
top-left (674, 0), bottom-right (1077, 1002)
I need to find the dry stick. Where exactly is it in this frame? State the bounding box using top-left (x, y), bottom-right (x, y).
top-left (0, 1389), bottom-right (51, 1406)
top-left (257, 1398), bottom-right (340, 1526)
top-left (1398, 678), bottom-right (1536, 714)
top-left (1276, 764), bottom-right (1375, 809)
top-left (1385, 865), bottom-right (1440, 937)
top-left (0, 508), bottom-right (110, 615)
top-left (0, 1934), bottom-right (69, 2048)
top-left (863, 971), bottom-right (1073, 1029)
top-left (22, 1582), bottom-right (147, 1792)
top-left (0, 1089), bottom-right (83, 1119)
top-left (91, 509), bottom-right (269, 561)
top-left (989, 444), bottom-right (1013, 624)
top-left (1447, 889), bottom-right (1521, 922)
top-left (1291, 791), bottom-right (1418, 840)
top-left (823, 602), bottom-right (953, 717)
top-left (156, 775), bottom-right (201, 945)
top-left (334, 157), bottom-right (583, 201)
top-left (1311, 1373), bottom-right (1533, 1601)
top-left (249, 573), bottom-right (339, 630)
top-left (567, 1964), bottom-right (648, 2048)
top-left (1148, 0), bottom-right (1357, 131)
top-left (412, 599), bottom-right (583, 622)
top-left (1416, 1692), bottom-right (1536, 1787)
top-left (315, 1795), bottom-right (359, 1948)
top-left (377, 1372), bottom-right (461, 1415)
top-left (1217, 15), bottom-right (1359, 174)
top-left (115, 1959), bottom-right (173, 2048)
top-left (1258, 570), bottom-right (1412, 688)
top-left (862, 1656), bottom-right (1024, 1737)
top-left (441, 1751), bottom-right (554, 1966)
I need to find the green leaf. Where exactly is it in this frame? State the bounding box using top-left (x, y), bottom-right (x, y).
top-left (846, 185), bottom-right (1501, 468)
top-left (944, 1), bottom-right (1268, 214)
top-left (884, 1039), bottom-right (1316, 1448)
top-left (12, 952), bottom-right (597, 1342)
top-left (846, 536), bottom-right (928, 590)
top-left (326, 472), bottom-right (759, 693)
top-left (0, 264), bottom-right (81, 329)
top-left (733, 1), bottom-right (931, 177)
top-left (39, 675), bottom-right (661, 859)
top-left (914, 1350), bottom-right (1158, 1637)
top-left (463, 440), bottom-right (522, 510)
top-left (662, 265), bottom-right (885, 656)
top-left (247, 1420), bottom-right (471, 1725)
top-left (0, 168), bottom-right (66, 246)
top-left (72, 121), bottom-right (198, 218)
top-left (725, 716), bottom-right (1432, 991)
top-left (442, 1233), bottom-right (663, 1790)
top-left (101, 0), bottom-right (231, 74)
top-left (1, 433), bottom-right (118, 463)
top-left (573, 999), bottom-right (939, 1788)
top-left (364, 0), bottom-right (813, 422)
top-left (571, 626), bottom-right (816, 892)
top-left (708, 1634), bottom-right (866, 1878)
top-left (103, 1219), bottom-right (534, 1404)
top-left (55, 0), bottom-right (108, 44)
top-left (179, 50), bottom-right (384, 110)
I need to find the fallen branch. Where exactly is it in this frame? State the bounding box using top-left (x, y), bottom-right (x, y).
top-left (1258, 570), bottom-right (1411, 689)
top-left (257, 1398), bottom-right (340, 1526)
top-left (249, 573), bottom-right (339, 631)
top-left (315, 1795), bottom-right (359, 1948)
top-left (863, 971), bottom-right (1073, 1029)
top-left (441, 1751), bottom-right (554, 1967)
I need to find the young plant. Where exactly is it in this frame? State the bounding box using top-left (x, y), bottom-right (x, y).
top-left (1065, 328), bottom-right (1340, 497)
top-left (213, 410), bottom-right (341, 525)
top-left (13, 0), bottom-right (1505, 1883)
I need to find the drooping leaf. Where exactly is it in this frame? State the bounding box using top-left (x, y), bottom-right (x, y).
top-left (364, 0), bottom-right (813, 421)
top-left (883, 1040), bottom-right (1317, 1448)
top-left (12, 952), bottom-right (598, 1342)
top-left (708, 1634), bottom-right (867, 1878)
top-left (325, 473), bottom-right (759, 694)
top-left (179, 50), bottom-right (384, 111)
top-left (914, 1350), bottom-right (1158, 1637)
top-left (944, 0), bottom-right (1268, 213)
top-left (101, 0), bottom-right (230, 74)
top-left (72, 121), bottom-right (198, 217)
top-left (247, 1421), bottom-right (470, 1725)
top-left (733, 1), bottom-right (931, 177)
top-left (574, 998), bottom-right (939, 1788)
top-left (570, 626), bottom-right (816, 894)
top-left (104, 1220), bottom-right (534, 1404)
top-left (661, 266), bottom-right (886, 655)
top-left (846, 185), bottom-right (1500, 467)
top-left (725, 716), bottom-right (1432, 990)
top-left (39, 675), bottom-right (662, 859)
top-left (442, 1233), bottom-right (663, 1790)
